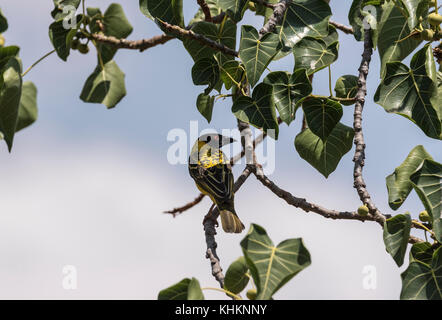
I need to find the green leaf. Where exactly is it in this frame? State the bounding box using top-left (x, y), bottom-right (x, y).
top-left (401, 0), bottom-right (430, 30)
top-left (192, 58), bottom-right (220, 95)
top-left (0, 57), bottom-right (22, 151)
top-left (239, 25), bottom-right (281, 87)
top-left (400, 247), bottom-right (442, 300)
top-left (377, 0), bottom-right (422, 77)
top-left (189, 0), bottom-right (222, 25)
top-left (0, 46), bottom-right (20, 69)
top-left (295, 122), bottom-right (354, 178)
top-left (254, 0), bottom-right (277, 22)
top-left (302, 97), bottom-right (343, 141)
top-left (348, 0), bottom-right (380, 43)
top-left (49, 20), bottom-right (72, 61)
top-left (196, 93), bottom-right (215, 123)
top-left (16, 81), bottom-right (37, 132)
top-left (374, 44), bottom-right (441, 140)
top-left (263, 70), bottom-right (312, 125)
top-left (410, 159), bottom-right (442, 243)
top-left (139, 0), bottom-right (184, 27)
top-left (334, 75), bottom-right (358, 106)
top-left (158, 277), bottom-right (204, 300)
top-left (383, 213), bottom-right (412, 267)
top-left (0, 8), bottom-right (8, 33)
top-left (293, 36), bottom-right (339, 75)
top-left (386, 145), bottom-right (433, 210)
top-left (409, 242), bottom-right (434, 265)
top-left (218, 59), bottom-right (243, 90)
top-left (224, 256), bottom-right (249, 295)
top-left (240, 224), bottom-right (311, 300)
top-left (232, 83), bottom-right (279, 139)
top-left (96, 3), bottom-right (133, 64)
top-left (80, 60), bottom-right (126, 109)
top-left (218, 0), bottom-right (249, 23)
top-left (184, 20), bottom-right (236, 63)
top-left (276, 0), bottom-right (331, 49)
top-left (51, 0), bottom-right (81, 21)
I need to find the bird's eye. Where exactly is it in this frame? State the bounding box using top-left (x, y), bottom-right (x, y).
top-left (206, 136), bottom-right (211, 142)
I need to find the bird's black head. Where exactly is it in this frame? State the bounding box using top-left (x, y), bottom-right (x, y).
top-left (198, 133), bottom-right (236, 149)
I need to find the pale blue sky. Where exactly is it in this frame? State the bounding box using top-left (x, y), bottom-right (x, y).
top-left (0, 0), bottom-right (440, 299)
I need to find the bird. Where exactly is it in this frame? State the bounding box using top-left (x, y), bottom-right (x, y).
top-left (188, 133), bottom-right (244, 233)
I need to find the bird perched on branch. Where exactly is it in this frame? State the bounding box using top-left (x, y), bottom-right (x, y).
top-left (188, 133), bottom-right (244, 233)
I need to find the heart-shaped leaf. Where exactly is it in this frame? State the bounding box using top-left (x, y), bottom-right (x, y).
top-left (348, 0), bottom-right (380, 44)
top-left (276, 0), bottom-right (331, 49)
top-left (239, 25), bottom-right (281, 87)
top-left (16, 81), bottom-right (38, 132)
top-left (400, 247), bottom-right (442, 300)
top-left (383, 213), bottom-right (412, 267)
top-left (240, 224), bottom-right (311, 300)
top-left (377, 0), bottom-right (422, 77)
top-left (196, 93), bottom-right (215, 123)
top-left (184, 20), bottom-right (236, 64)
top-left (374, 44), bottom-right (441, 140)
top-left (218, 0), bottom-right (249, 22)
top-left (295, 122), bottom-right (354, 178)
top-left (139, 0), bottom-right (184, 27)
top-left (334, 75), bottom-right (358, 106)
top-left (224, 256), bottom-right (249, 295)
top-left (80, 60), bottom-right (126, 109)
top-left (386, 145), bottom-right (433, 210)
top-left (410, 159), bottom-right (442, 243)
top-left (293, 37), bottom-right (338, 75)
top-left (232, 83), bottom-right (279, 139)
top-left (302, 97), bottom-right (343, 141)
top-left (0, 57), bottom-right (22, 151)
top-left (192, 58), bottom-right (220, 95)
top-left (158, 277), bottom-right (204, 300)
top-left (263, 69), bottom-right (312, 125)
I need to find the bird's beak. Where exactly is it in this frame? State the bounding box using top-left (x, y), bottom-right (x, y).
top-left (221, 135), bottom-right (236, 146)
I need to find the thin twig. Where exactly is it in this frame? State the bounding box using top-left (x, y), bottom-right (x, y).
top-left (163, 193), bottom-right (205, 216)
top-left (21, 49), bottom-right (56, 77)
top-left (352, 28), bottom-right (386, 225)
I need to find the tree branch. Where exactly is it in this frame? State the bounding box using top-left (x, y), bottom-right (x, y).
top-left (89, 33), bottom-right (174, 52)
top-left (259, 0), bottom-right (292, 36)
top-left (163, 193), bottom-right (205, 216)
top-left (352, 28), bottom-right (386, 225)
top-left (158, 21), bottom-right (238, 57)
top-left (329, 20), bottom-right (354, 34)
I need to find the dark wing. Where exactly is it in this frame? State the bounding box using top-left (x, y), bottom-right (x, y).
top-left (191, 163), bottom-right (234, 203)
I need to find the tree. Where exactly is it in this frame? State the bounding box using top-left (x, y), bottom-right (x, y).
top-left (0, 0), bottom-right (441, 300)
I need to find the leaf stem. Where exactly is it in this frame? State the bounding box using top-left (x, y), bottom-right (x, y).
top-left (21, 49), bottom-right (56, 77)
top-left (201, 287), bottom-right (242, 300)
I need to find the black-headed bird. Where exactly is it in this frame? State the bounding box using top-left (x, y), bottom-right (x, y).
top-left (188, 133), bottom-right (244, 233)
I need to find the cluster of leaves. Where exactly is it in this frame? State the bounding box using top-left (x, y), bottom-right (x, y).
top-left (0, 8), bottom-right (37, 151)
top-left (158, 224), bottom-right (311, 300)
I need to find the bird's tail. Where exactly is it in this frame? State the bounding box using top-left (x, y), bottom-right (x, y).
top-left (219, 209), bottom-right (244, 233)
